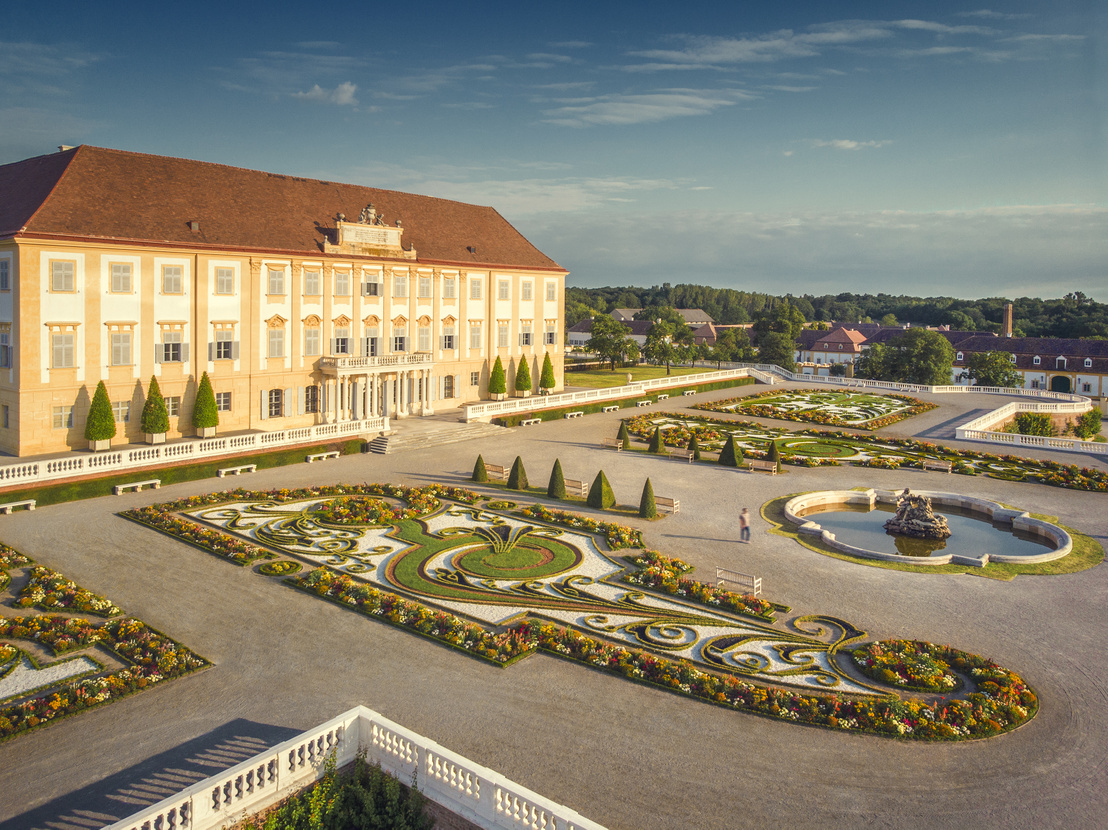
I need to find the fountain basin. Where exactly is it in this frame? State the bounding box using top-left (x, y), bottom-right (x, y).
top-left (784, 489), bottom-right (1071, 567)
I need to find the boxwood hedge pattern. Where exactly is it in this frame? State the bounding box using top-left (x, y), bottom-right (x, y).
top-left (695, 389), bottom-right (937, 430)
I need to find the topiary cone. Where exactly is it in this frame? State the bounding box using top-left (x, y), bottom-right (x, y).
top-left (507, 456), bottom-right (528, 490)
top-left (648, 427), bottom-right (666, 454)
top-left (638, 478), bottom-right (657, 519)
top-left (85, 380), bottom-right (117, 442)
top-left (473, 454), bottom-right (489, 483)
top-left (539, 352), bottom-right (556, 392)
top-left (587, 470), bottom-right (615, 509)
top-left (547, 459), bottom-right (567, 499)
top-left (767, 440), bottom-right (782, 472)
top-left (718, 434), bottom-right (740, 467)
top-left (617, 421), bottom-right (631, 450)
top-left (688, 434), bottom-right (701, 461)
top-left (141, 375), bottom-right (170, 435)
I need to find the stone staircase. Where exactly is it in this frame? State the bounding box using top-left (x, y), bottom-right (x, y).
top-left (367, 421), bottom-right (512, 454)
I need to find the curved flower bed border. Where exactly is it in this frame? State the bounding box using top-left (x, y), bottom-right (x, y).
top-left (15, 566), bottom-right (122, 617)
top-left (694, 389), bottom-right (936, 430)
top-left (852, 639), bottom-right (962, 693)
top-left (515, 504), bottom-right (644, 550)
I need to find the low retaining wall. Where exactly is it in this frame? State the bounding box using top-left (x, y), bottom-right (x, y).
top-left (784, 489), bottom-right (1071, 568)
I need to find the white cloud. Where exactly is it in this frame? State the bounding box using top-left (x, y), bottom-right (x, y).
top-left (293, 81), bottom-right (358, 106)
top-left (808, 139), bottom-right (891, 150)
top-left (542, 88), bottom-right (753, 127)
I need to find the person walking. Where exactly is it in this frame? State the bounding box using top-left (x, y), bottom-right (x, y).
top-left (739, 507), bottom-right (751, 543)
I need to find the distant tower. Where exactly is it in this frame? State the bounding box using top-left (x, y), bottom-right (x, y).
top-left (1002, 303), bottom-right (1014, 338)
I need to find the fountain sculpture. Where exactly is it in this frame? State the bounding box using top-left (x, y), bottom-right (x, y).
top-left (883, 489), bottom-right (952, 540)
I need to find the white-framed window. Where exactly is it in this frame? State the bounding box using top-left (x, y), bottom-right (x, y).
top-left (469, 323), bottom-right (482, 349)
top-left (393, 273), bottom-right (408, 298)
top-left (520, 323), bottom-right (533, 347)
top-left (268, 389), bottom-right (283, 418)
top-left (0, 333), bottom-right (9, 368)
top-left (418, 276), bottom-right (431, 298)
top-left (1033, 356), bottom-right (1041, 365)
top-left (1084, 358), bottom-right (1092, 368)
top-left (442, 325), bottom-right (455, 350)
top-left (160, 332), bottom-right (184, 363)
top-left (165, 396), bottom-right (181, 417)
top-left (268, 328), bottom-right (285, 358)
top-left (51, 261), bottom-right (75, 292)
top-left (522, 281), bottom-right (532, 301)
top-left (303, 269), bottom-right (321, 296)
top-left (443, 375), bottom-right (455, 399)
top-left (304, 327), bottom-right (321, 356)
top-left (333, 326), bottom-right (350, 355)
top-left (334, 271), bottom-right (350, 297)
top-left (1010, 354), bottom-right (1017, 363)
top-left (498, 279), bottom-right (510, 300)
top-left (1031, 379), bottom-right (1040, 389)
top-left (111, 263), bottom-right (132, 293)
top-left (470, 278), bottom-right (482, 300)
top-left (443, 277), bottom-right (456, 299)
top-left (546, 281), bottom-right (557, 302)
top-left (498, 323), bottom-right (509, 348)
top-left (162, 265), bottom-right (183, 294)
top-left (268, 267), bottom-right (285, 295)
top-left (52, 333), bottom-right (75, 368)
top-left (365, 327), bottom-right (379, 357)
top-left (305, 386), bottom-right (320, 413)
top-left (213, 330), bottom-right (235, 361)
top-left (362, 274), bottom-right (380, 296)
top-left (545, 323), bottom-right (556, 345)
top-left (1082, 382), bottom-right (1091, 393)
top-left (215, 267), bottom-right (234, 295)
top-left (470, 371), bottom-right (480, 386)
top-left (52, 405), bottom-right (73, 429)
top-left (0, 260), bottom-right (9, 291)
top-left (1056, 356), bottom-right (1067, 368)
top-left (418, 326), bottom-right (431, 352)
top-left (110, 332), bottom-right (132, 366)
top-left (392, 327), bottom-right (407, 353)
top-left (216, 391), bottom-right (232, 412)
top-left (112, 400), bottom-right (130, 423)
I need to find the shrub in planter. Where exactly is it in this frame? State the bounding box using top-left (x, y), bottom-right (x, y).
top-left (507, 456), bottom-right (528, 490)
top-left (141, 375), bottom-right (170, 440)
top-left (617, 421), bottom-right (631, 450)
top-left (85, 381), bottom-right (116, 448)
top-left (514, 357), bottom-right (532, 396)
top-left (547, 459), bottom-right (567, 499)
top-left (718, 435), bottom-right (741, 467)
top-left (540, 352), bottom-right (556, 393)
top-left (587, 470), bottom-right (615, 509)
top-left (639, 478), bottom-right (657, 519)
top-left (648, 427), bottom-right (666, 454)
top-left (489, 356), bottom-right (507, 398)
top-left (472, 455), bottom-right (489, 483)
top-left (193, 371), bottom-right (219, 436)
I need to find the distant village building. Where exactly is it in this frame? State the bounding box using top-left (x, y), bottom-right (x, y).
top-left (610, 308), bottom-right (715, 326)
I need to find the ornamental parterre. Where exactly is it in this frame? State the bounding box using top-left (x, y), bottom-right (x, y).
top-left (694, 389), bottom-right (937, 430)
top-left (119, 483), bottom-right (1039, 740)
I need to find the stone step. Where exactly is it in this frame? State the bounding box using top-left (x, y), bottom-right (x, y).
top-left (369, 421), bottom-right (511, 454)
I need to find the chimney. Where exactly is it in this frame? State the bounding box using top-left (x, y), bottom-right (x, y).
top-left (1002, 303), bottom-right (1014, 338)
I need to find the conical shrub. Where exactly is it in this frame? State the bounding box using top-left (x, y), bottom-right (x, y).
top-left (514, 357), bottom-right (532, 394)
top-left (539, 352), bottom-right (556, 392)
top-left (638, 478), bottom-right (657, 519)
top-left (767, 440), bottom-right (781, 472)
top-left (85, 381), bottom-right (117, 442)
top-left (617, 421), bottom-right (631, 450)
top-left (547, 459), bottom-right (567, 498)
top-left (648, 427), bottom-right (666, 454)
top-left (587, 470), bottom-right (615, 509)
top-left (193, 371), bottom-right (219, 430)
top-left (507, 456), bottom-right (529, 490)
top-left (687, 433), bottom-right (701, 461)
top-left (141, 375), bottom-right (170, 435)
top-left (472, 454), bottom-right (489, 483)
top-left (718, 435), bottom-right (741, 467)
top-left (489, 356), bottom-right (507, 395)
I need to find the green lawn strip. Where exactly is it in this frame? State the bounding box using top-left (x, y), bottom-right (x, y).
top-left (493, 377), bottom-right (754, 426)
top-left (0, 438), bottom-right (366, 508)
top-left (762, 493), bottom-right (1103, 580)
top-left (564, 365), bottom-right (719, 388)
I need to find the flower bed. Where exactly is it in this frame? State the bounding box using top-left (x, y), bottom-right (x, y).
top-left (516, 504), bottom-right (643, 549)
top-left (0, 545), bottom-right (31, 569)
top-left (314, 497), bottom-right (401, 526)
top-left (621, 552), bottom-right (776, 621)
top-left (694, 389), bottom-right (937, 430)
top-left (15, 567), bottom-right (122, 617)
top-left (258, 560), bottom-right (303, 576)
top-left (852, 640), bottom-right (961, 693)
top-left (123, 507), bottom-right (275, 566)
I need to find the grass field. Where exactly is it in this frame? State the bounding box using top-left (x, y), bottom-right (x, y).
top-left (564, 364), bottom-right (717, 388)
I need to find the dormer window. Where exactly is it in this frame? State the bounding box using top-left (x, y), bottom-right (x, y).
top-left (956, 351), bottom-right (963, 361)
top-left (1010, 354), bottom-right (1017, 363)
top-left (1033, 356), bottom-right (1041, 365)
top-left (1085, 358), bottom-right (1093, 368)
top-left (1056, 356), bottom-right (1066, 369)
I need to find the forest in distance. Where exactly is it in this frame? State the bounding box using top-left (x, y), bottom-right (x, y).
top-left (565, 285), bottom-right (1108, 340)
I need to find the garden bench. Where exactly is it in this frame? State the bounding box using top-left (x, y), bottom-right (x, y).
top-left (602, 405), bottom-right (620, 413)
top-left (716, 566), bottom-right (762, 596)
top-left (636, 400), bottom-right (652, 407)
top-left (683, 390), bottom-right (696, 397)
top-left (923, 459), bottom-right (953, 473)
top-left (748, 460), bottom-right (777, 475)
top-left (114, 479), bottom-right (161, 495)
top-left (601, 437), bottom-right (623, 451)
top-left (656, 496), bottom-right (680, 514)
top-left (564, 478), bottom-right (589, 498)
top-left (0, 499), bottom-right (35, 514)
top-left (564, 411), bottom-right (584, 419)
top-left (218, 464), bottom-right (257, 477)
top-left (657, 394), bottom-right (669, 401)
top-left (520, 418), bottom-right (542, 426)
top-left (484, 463), bottom-right (508, 482)
top-left (670, 448), bottom-right (695, 463)
top-left (306, 451), bottom-right (340, 463)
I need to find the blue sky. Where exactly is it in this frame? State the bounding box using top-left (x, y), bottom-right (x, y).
top-left (2, 1), bottom-right (1104, 300)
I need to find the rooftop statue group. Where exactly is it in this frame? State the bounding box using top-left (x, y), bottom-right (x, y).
top-left (884, 489), bottom-right (952, 540)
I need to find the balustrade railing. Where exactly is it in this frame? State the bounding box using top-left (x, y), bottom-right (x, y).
top-left (105, 706), bottom-right (605, 830)
top-left (320, 353), bottom-right (433, 372)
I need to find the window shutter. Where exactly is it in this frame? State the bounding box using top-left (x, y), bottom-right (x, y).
top-left (207, 343), bottom-right (214, 361)
top-left (154, 344), bottom-right (162, 364)
top-left (232, 341), bottom-right (240, 360)
top-left (297, 387), bottom-right (306, 415)
top-left (260, 390), bottom-right (268, 420)
top-left (330, 338), bottom-right (336, 355)
top-left (454, 375), bottom-right (460, 400)
top-left (283, 388), bottom-right (293, 417)
top-left (181, 343), bottom-right (190, 363)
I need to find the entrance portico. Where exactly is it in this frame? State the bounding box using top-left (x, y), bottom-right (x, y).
top-left (319, 353), bottom-right (435, 421)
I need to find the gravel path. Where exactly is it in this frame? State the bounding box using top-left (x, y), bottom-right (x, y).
top-left (0, 382), bottom-right (1105, 830)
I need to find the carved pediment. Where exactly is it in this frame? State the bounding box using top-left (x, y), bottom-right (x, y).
top-left (333, 314), bottom-right (351, 327)
top-left (362, 314), bottom-right (381, 326)
top-left (266, 315), bottom-right (287, 328)
top-left (303, 314), bottom-right (322, 326)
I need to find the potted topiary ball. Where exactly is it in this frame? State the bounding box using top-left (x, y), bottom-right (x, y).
top-left (488, 356), bottom-right (507, 401)
top-left (85, 380), bottom-right (117, 451)
top-left (193, 371), bottom-right (219, 438)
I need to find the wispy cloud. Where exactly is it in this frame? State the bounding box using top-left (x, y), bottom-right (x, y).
top-left (542, 88), bottom-right (753, 127)
top-left (808, 139), bottom-right (891, 150)
top-left (293, 81), bottom-right (358, 106)
top-left (0, 41), bottom-right (104, 96)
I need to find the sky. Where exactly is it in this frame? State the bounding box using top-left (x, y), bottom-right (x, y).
top-left (1, 1), bottom-right (1104, 301)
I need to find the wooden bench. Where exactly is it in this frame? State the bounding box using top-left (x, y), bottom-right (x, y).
top-left (656, 496), bottom-right (680, 514)
top-left (601, 437), bottom-right (623, 451)
top-left (716, 566), bottom-right (762, 596)
top-left (564, 478), bottom-right (589, 498)
top-left (670, 448), bottom-right (695, 463)
top-left (218, 464), bottom-right (257, 477)
top-left (114, 479), bottom-right (161, 495)
top-left (635, 400), bottom-right (652, 407)
top-left (564, 411), bottom-right (584, 419)
top-left (656, 394), bottom-right (669, 401)
top-left (682, 390), bottom-right (696, 397)
top-left (601, 405), bottom-right (620, 413)
top-left (306, 451), bottom-right (340, 463)
top-left (520, 418), bottom-right (542, 426)
top-left (485, 463), bottom-right (508, 482)
top-left (748, 459), bottom-right (777, 475)
top-left (923, 459), bottom-right (953, 473)
top-left (0, 499), bottom-right (35, 514)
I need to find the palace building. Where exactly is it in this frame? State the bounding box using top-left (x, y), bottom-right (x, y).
top-left (0, 146), bottom-right (567, 456)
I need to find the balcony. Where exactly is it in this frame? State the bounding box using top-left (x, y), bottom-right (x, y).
top-left (319, 352), bottom-right (433, 375)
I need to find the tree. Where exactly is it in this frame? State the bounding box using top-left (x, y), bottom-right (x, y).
top-left (1012, 412), bottom-right (1055, 437)
top-left (472, 455), bottom-right (489, 483)
top-left (489, 356), bottom-right (507, 396)
top-left (757, 331), bottom-right (797, 372)
top-left (638, 478), bottom-right (657, 519)
top-left (140, 376), bottom-right (170, 435)
top-left (709, 327), bottom-right (756, 367)
top-left (1073, 409), bottom-right (1102, 440)
top-left (766, 441), bottom-right (782, 473)
top-left (514, 357), bottom-right (532, 395)
top-left (587, 470), bottom-right (615, 509)
top-left (752, 298), bottom-right (806, 341)
top-left (643, 320), bottom-right (680, 375)
top-left (718, 435), bottom-right (741, 467)
top-left (687, 433), bottom-right (701, 461)
top-left (856, 329), bottom-right (955, 385)
top-left (193, 371), bottom-right (219, 430)
top-left (585, 316), bottom-right (633, 370)
top-left (539, 353), bottom-right (556, 393)
top-left (966, 351), bottom-right (1022, 388)
top-left (507, 456), bottom-right (529, 490)
top-left (617, 421), bottom-right (631, 450)
top-left (85, 381), bottom-right (116, 442)
top-left (547, 459), bottom-right (567, 498)
top-left (648, 427), bottom-right (666, 454)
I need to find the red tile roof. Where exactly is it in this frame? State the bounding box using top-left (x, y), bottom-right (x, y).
top-left (1, 146), bottom-right (564, 271)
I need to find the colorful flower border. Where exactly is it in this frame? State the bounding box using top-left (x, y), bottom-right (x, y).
top-left (694, 389), bottom-right (937, 430)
